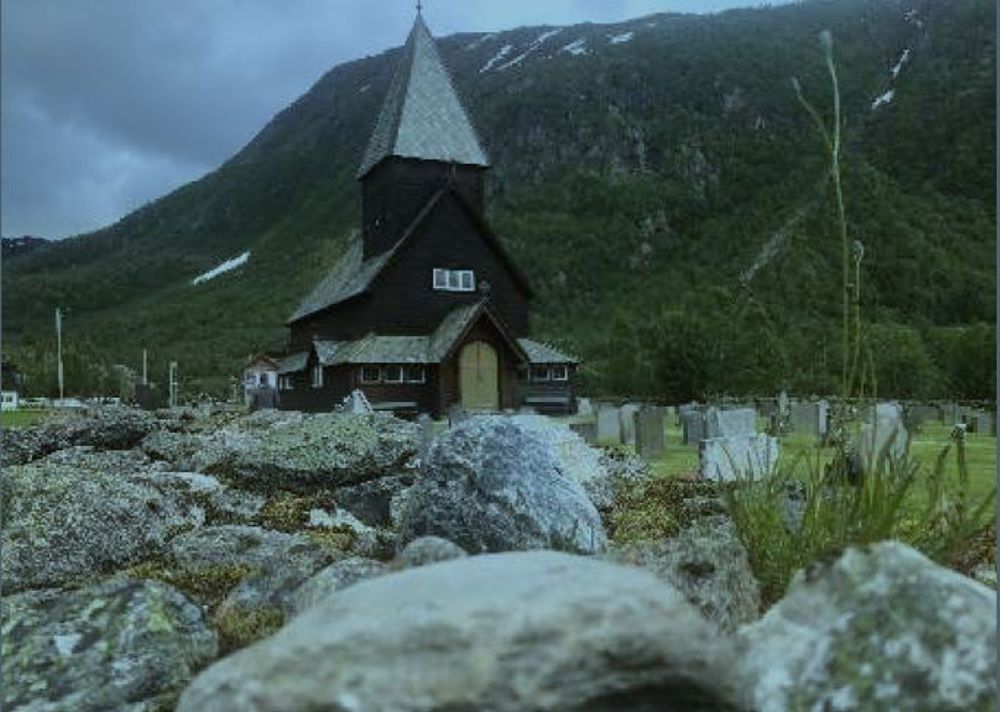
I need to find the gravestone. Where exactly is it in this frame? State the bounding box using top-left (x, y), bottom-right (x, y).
top-left (634, 406), bottom-right (665, 459)
top-left (778, 390), bottom-right (789, 418)
top-left (619, 403), bottom-right (641, 446)
top-left (789, 400), bottom-right (829, 440)
top-left (859, 402), bottom-right (908, 469)
top-left (596, 407), bottom-right (622, 446)
top-left (417, 414), bottom-right (436, 452)
top-left (699, 434), bottom-right (779, 482)
top-left (569, 422), bottom-right (598, 445)
top-left (970, 411), bottom-right (993, 436)
top-left (681, 410), bottom-right (705, 445)
top-left (705, 407), bottom-right (756, 439)
top-left (576, 398), bottom-right (594, 418)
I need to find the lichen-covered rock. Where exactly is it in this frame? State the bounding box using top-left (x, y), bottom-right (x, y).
top-left (287, 557), bottom-right (386, 616)
top-left (399, 416), bottom-right (607, 554)
top-left (740, 542), bottom-right (997, 711)
top-left (140, 428), bottom-right (255, 473)
top-left (510, 414), bottom-right (618, 510)
top-left (178, 551), bottom-right (745, 711)
top-left (333, 474), bottom-right (414, 527)
top-left (168, 525), bottom-right (337, 572)
top-left (169, 525), bottom-right (342, 629)
top-left (0, 406), bottom-right (156, 466)
top-left (393, 536), bottom-right (468, 569)
top-left (3, 577), bottom-right (217, 711)
top-left (306, 507), bottom-right (396, 559)
top-left (1, 450), bottom-right (203, 593)
top-left (608, 515), bottom-right (760, 632)
top-left (145, 471), bottom-right (267, 524)
top-left (211, 413), bottom-right (419, 492)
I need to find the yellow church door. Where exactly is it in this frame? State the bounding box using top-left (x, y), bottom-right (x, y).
top-left (459, 341), bottom-right (499, 411)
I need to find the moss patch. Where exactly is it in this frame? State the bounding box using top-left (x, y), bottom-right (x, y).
top-left (214, 607), bottom-right (285, 655)
top-left (125, 560), bottom-right (257, 614)
top-left (608, 478), bottom-right (725, 546)
top-left (261, 491), bottom-right (335, 532)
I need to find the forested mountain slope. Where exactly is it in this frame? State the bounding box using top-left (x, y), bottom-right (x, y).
top-left (3, 0), bottom-right (994, 399)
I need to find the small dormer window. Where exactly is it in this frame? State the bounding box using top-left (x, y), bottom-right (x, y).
top-left (433, 269), bottom-right (475, 292)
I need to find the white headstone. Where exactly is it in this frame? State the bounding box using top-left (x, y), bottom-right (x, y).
top-left (596, 407), bottom-right (622, 445)
top-left (699, 434), bottom-right (779, 482)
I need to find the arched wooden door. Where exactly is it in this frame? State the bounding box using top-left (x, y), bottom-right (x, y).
top-left (459, 341), bottom-right (499, 411)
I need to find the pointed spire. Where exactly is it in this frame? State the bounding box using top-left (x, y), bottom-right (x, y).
top-left (357, 14), bottom-right (489, 179)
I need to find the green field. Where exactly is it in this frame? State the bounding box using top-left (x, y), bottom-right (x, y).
top-left (644, 419), bottom-right (996, 515)
top-left (1, 409), bottom-right (50, 429)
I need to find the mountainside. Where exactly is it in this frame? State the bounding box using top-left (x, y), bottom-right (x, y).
top-left (3, 0), bottom-right (995, 400)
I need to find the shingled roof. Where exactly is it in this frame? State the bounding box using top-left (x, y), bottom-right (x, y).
top-left (357, 13), bottom-right (489, 179)
top-left (283, 303), bottom-right (528, 372)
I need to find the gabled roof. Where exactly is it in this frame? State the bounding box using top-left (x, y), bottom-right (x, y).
top-left (287, 187), bottom-right (532, 325)
top-left (288, 238), bottom-right (394, 323)
top-left (518, 338), bottom-right (580, 365)
top-left (357, 13), bottom-right (489, 179)
top-left (277, 351), bottom-right (309, 374)
top-left (285, 303), bottom-right (528, 371)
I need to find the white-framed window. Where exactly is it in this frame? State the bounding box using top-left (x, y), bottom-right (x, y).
top-left (384, 365), bottom-right (404, 383)
top-left (278, 375), bottom-right (294, 391)
top-left (311, 364), bottom-right (324, 389)
top-left (532, 366), bottom-right (551, 382)
top-left (551, 365), bottom-right (569, 381)
top-left (361, 366), bottom-right (381, 384)
top-left (432, 268), bottom-right (475, 292)
top-left (405, 365), bottom-right (426, 383)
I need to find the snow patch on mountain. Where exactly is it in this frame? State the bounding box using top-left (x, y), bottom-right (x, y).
top-left (192, 251), bottom-right (250, 285)
top-left (480, 44), bottom-right (513, 73)
top-left (561, 38), bottom-right (588, 56)
top-left (871, 89), bottom-right (894, 110)
top-left (496, 28), bottom-right (563, 71)
top-left (890, 48), bottom-right (911, 79)
top-left (608, 31), bottom-right (635, 45)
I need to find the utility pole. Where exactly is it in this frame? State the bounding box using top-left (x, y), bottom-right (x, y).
top-left (55, 307), bottom-right (64, 401)
top-left (169, 360), bottom-right (178, 408)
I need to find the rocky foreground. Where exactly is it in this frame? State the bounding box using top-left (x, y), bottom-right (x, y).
top-left (2, 406), bottom-right (996, 711)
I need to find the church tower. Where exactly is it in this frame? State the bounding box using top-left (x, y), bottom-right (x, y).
top-left (357, 12), bottom-right (490, 259)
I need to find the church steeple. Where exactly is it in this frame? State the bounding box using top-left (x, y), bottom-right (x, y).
top-left (357, 13), bottom-right (489, 179)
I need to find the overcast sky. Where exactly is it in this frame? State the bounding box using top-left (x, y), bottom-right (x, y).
top-left (2, 0), bottom-right (792, 240)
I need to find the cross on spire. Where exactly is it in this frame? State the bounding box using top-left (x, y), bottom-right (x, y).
top-left (416, 1), bottom-right (422, 14)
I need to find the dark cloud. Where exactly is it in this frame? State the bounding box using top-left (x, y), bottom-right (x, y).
top-left (1, 0), bottom-right (788, 239)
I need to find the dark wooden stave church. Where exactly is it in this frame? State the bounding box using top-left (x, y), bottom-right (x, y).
top-left (278, 12), bottom-right (577, 417)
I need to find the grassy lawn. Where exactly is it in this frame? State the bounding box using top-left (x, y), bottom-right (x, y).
top-left (1, 410), bottom-right (49, 428)
top-left (643, 417), bottom-right (996, 516)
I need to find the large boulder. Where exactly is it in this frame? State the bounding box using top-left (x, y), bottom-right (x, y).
top-left (740, 542), bottom-right (997, 711)
top-left (510, 414), bottom-right (618, 510)
top-left (609, 515), bottom-right (761, 633)
top-left (210, 413), bottom-right (419, 492)
top-left (0, 406), bottom-right (156, 466)
top-left (1, 450), bottom-right (204, 593)
top-left (3, 577), bottom-right (217, 711)
top-left (398, 416), bottom-right (607, 554)
top-left (178, 551), bottom-right (745, 711)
